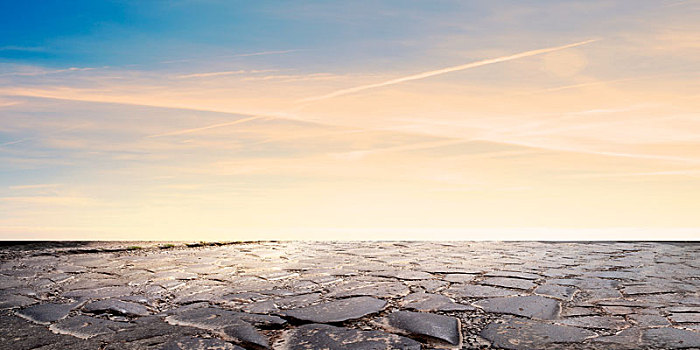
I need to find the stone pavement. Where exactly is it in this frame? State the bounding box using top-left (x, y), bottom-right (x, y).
top-left (1, 241), bottom-right (699, 349)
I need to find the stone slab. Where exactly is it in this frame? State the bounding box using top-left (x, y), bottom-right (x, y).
top-left (474, 295), bottom-right (561, 320)
top-left (481, 318), bottom-right (597, 350)
top-left (280, 323), bottom-right (421, 350)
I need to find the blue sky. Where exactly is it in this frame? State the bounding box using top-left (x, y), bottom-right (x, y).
top-left (2, 1), bottom-right (420, 66)
top-left (1, 1), bottom-right (699, 240)
top-left (1, 1), bottom-right (656, 67)
top-left (3, 1), bottom-right (694, 79)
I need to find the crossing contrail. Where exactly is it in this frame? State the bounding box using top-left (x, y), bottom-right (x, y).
top-left (299, 39), bottom-right (600, 103)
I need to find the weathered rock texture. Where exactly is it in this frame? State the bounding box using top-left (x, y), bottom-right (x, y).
top-left (0, 241), bottom-right (698, 349)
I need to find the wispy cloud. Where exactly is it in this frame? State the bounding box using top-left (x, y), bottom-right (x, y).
top-left (251, 128), bottom-right (365, 146)
top-left (176, 70), bottom-right (247, 79)
top-left (497, 104), bottom-right (662, 138)
top-left (161, 50), bottom-right (301, 64)
top-left (234, 49), bottom-right (301, 57)
top-left (662, 0), bottom-right (699, 7)
top-left (0, 46), bottom-right (46, 52)
top-left (0, 87), bottom-right (303, 126)
top-left (331, 139), bottom-right (469, 159)
top-left (0, 196), bottom-right (92, 205)
top-left (0, 67), bottom-right (96, 77)
top-left (0, 99), bottom-right (22, 107)
top-left (242, 73), bottom-right (339, 82)
top-left (519, 73), bottom-right (694, 95)
top-left (0, 139), bottom-right (30, 147)
top-left (8, 183), bottom-right (62, 190)
top-left (176, 69), bottom-right (277, 79)
top-left (473, 136), bottom-right (700, 164)
top-left (298, 39), bottom-right (600, 103)
top-left (147, 116), bottom-right (267, 138)
top-left (0, 123), bottom-right (89, 148)
top-left (569, 169), bottom-right (700, 178)
top-left (3, 1), bottom-right (700, 239)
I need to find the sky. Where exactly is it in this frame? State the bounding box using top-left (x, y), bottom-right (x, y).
top-left (1, 0), bottom-right (699, 240)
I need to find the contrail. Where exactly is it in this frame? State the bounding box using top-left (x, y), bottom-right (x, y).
top-left (147, 115), bottom-right (265, 138)
top-left (298, 39), bottom-right (600, 103)
top-left (234, 49), bottom-right (300, 57)
top-left (161, 49), bottom-right (301, 64)
top-left (0, 67), bottom-right (95, 78)
top-left (177, 70), bottom-right (246, 79)
top-left (177, 69), bottom-right (277, 79)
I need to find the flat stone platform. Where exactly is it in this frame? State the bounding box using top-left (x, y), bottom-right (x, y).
top-left (1, 241), bottom-right (698, 349)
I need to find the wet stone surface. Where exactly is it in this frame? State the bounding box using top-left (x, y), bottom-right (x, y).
top-left (0, 241), bottom-right (698, 349)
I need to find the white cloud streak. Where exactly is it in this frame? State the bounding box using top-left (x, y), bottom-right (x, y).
top-left (0, 67), bottom-right (96, 77)
top-left (662, 0), bottom-right (699, 7)
top-left (147, 116), bottom-right (266, 138)
top-left (176, 69), bottom-right (277, 79)
top-left (332, 139), bottom-right (470, 159)
top-left (569, 169), bottom-right (700, 178)
top-left (0, 196), bottom-right (92, 205)
top-left (519, 73), bottom-right (694, 96)
top-left (8, 184), bottom-right (62, 190)
top-left (0, 46), bottom-right (46, 52)
top-left (298, 39), bottom-right (600, 103)
top-left (161, 50), bottom-right (301, 64)
top-left (473, 136), bottom-right (700, 164)
top-left (234, 49), bottom-right (300, 57)
top-left (0, 139), bottom-right (30, 147)
top-left (0, 101), bottom-right (21, 108)
top-left (0, 123), bottom-right (89, 148)
top-left (176, 70), bottom-right (246, 79)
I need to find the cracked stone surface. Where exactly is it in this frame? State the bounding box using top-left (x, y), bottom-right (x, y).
top-left (161, 336), bottom-right (244, 350)
top-left (282, 296), bottom-right (386, 323)
top-left (280, 323), bottom-right (421, 350)
top-left (480, 277), bottom-right (536, 291)
top-left (473, 295), bottom-right (561, 320)
top-left (643, 327), bottom-right (700, 349)
top-left (83, 298), bottom-right (150, 317)
top-left (166, 306), bottom-right (286, 330)
top-left (16, 301), bottom-right (82, 324)
top-left (220, 319), bottom-right (270, 349)
top-left (444, 284), bottom-right (520, 298)
top-left (0, 314), bottom-right (76, 349)
top-left (558, 315), bottom-right (629, 330)
top-left (378, 310), bottom-right (462, 347)
top-left (401, 292), bottom-right (474, 312)
top-left (481, 318), bottom-right (597, 350)
top-left (593, 327), bottom-right (644, 349)
top-left (534, 283), bottom-right (578, 301)
top-left (0, 294), bottom-right (37, 309)
top-left (50, 315), bottom-right (130, 339)
top-left (1, 241), bottom-right (698, 349)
